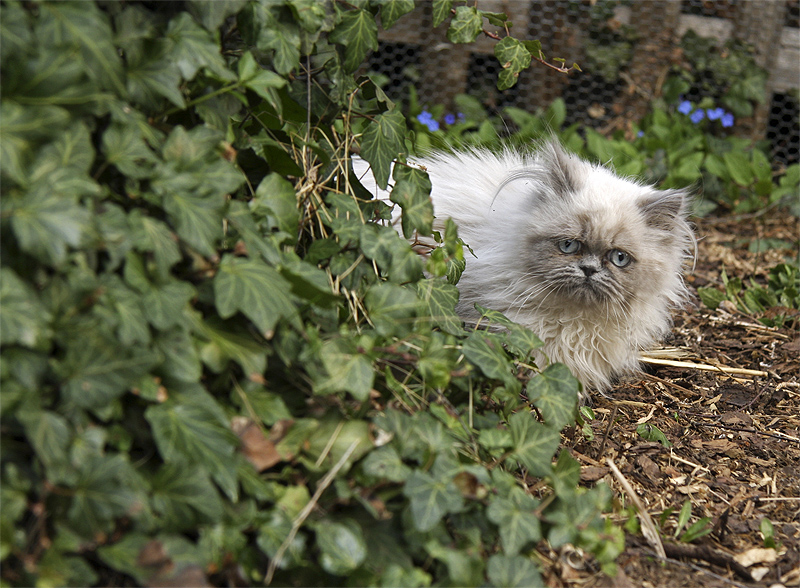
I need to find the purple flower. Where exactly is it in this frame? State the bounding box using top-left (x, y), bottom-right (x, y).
top-left (721, 112), bottom-right (734, 128)
top-left (457, 112), bottom-right (465, 120)
top-left (690, 109), bottom-right (705, 124)
top-left (426, 119), bottom-right (440, 131)
top-left (707, 107), bottom-right (725, 121)
top-left (677, 100), bottom-right (693, 115)
top-left (444, 113), bottom-right (456, 125)
top-left (637, 130), bottom-right (645, 138)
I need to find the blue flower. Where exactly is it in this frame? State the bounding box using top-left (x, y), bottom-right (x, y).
top-left (637, 130), bottom-right (645, 138)
top-left (444, 113), bottom-right (456, 125)
top-left (721, 112), bottom-right (734, 128)
top-left (457, 112), bottom-right (465, 120)
top-left (677, 100), bottom-right (693, 115)
top-left (707, 107), bottom-right (725, 121)
top-left (416, 110), bottom-right (440, 132)
top-left (690, 109), bottom-right (705, 124)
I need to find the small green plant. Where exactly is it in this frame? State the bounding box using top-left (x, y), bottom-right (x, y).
top-left (674, 501), bottom-right (713, 543)
top-left (698, 263), bottom-right (800, 327)
top-left (760, 518), bottom-right (778, 549)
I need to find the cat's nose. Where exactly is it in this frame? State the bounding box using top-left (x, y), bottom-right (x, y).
top-left (580, 264), bottom-right (599, 277)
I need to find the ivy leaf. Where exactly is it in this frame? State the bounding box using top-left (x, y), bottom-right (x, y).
top-left (144, 280), bottom-right (196, 330)
top-left (125, 46), bottom-right (186, 110)
top-left (494, 36), bottom-right (531, 91)
top-left (364, 282), bottom-right (421, 336)
top-left (61, 329), bottom-right (160, 409)
top-left (196, 317), bottom-right (268, 377)
top-left (549, 450), bottom-right (581, 497)
top-left (359, 223), bottom-right (395, 269)
top-left (166, 12), bottom-right (234, 81)
top-left (253, 173), bottom-right (300, 236)
top-left (240, 4), bottom-right (301, 75)
top-left (446, 5), bottom-right (482, 44)
top-left (414, 279), bottom-right (462, 335)
top-left (101, 123), bottom-right (158, 179)
top-left (315, 338), bottom-right (374, 401)
top-left (403, 469), bottom-right (464, 532)
top-left (390, 165), bottom-right (433, 238)
top-left (316, 520), bottom-right (367, 576)
top-left (329, 8), bottom-right (378, 72)
top-left (154, 329), bottom-right (202, 383)
top-left (145, 385), bottom-right (240, 501)
top-left (507, 411), bottom-right (560, 477)
top-left (257, 511), bottom-right (307, 570)
top-left (0, 268), bottom-right (51, 348)
top-left (39, 3), bottom-right (127, 97)
top-left (160, 190), bottom-right (224, 257)
top-left (486, 488), bottom-right (542, 556)
top-left (150, 462), bottom-right (224, 530)
top-left (379, 0), bottom-right (415, 29)
top-left (526, 364), bottom-right (579, 430)
top-left (279, 256), bottom-right (339, 307)
top-left (17, 410), bottom-right (72, 483)
top-left (213, 255), bottom-right (299, 336)
top-left (360, 109), bottom-right (406, 189)
top-left (96, 276), bottom-right (150, 346)
top-left (462, 331), bottom-right (514, 385)
top-left (128, 210), bottom-right (182, 280)
top-left (238, 51), bottom-right (286, 99)
top-left (362, 445), bottom-right (412, 482)
top-left (68, 455), bottom-right (142, 537)
top-left (0, 102), bottom-right (67, 185)
top-left (187, 0), bottom-right (248, 31)
top-left (432, 0), bottom-right (454, 27)
top-left (487, 554), bottom-right (544, 588)
top-left (7, 182), bottom-right (92, 266)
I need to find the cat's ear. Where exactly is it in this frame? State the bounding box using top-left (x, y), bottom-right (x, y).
top-left (638, 189), bottom-right (689, 230)
top-left (539, 141), bottom-right (580, 198)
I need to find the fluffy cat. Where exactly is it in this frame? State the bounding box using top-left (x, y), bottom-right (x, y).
top-left (353, 141), bottom-right (695, 394)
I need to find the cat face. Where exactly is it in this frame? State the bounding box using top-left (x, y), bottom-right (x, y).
top-left (522, 207), bottom-right (643, 310)
top-left (513, 143), bottom-right (690, 314)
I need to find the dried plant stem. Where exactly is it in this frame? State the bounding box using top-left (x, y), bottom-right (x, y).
top-left (607, 457), bottom-right (666, 560)
top-left (640, 357), bottom-right (771, 378)
top-left (265, 439), bottom-right (362, 585)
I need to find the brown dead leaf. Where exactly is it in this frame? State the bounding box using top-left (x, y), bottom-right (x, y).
top-left (232, 417), bottom-right (293, 472)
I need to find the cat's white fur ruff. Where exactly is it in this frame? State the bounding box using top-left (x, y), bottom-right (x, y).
top-left (352, 142), bottom-right (695, 393)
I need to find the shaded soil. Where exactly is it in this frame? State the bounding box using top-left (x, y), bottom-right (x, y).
top-left (556, 211), bottom-right (800, 587)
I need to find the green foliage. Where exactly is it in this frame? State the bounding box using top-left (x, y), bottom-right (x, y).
top-left (698, 264), bottom-right (800, 328)
top-left (679, 30), bottom-right (767, 118)
top-left (0, 2), bottom-right (612, 586)
top-left (407, 88), bottom-right (799, 217)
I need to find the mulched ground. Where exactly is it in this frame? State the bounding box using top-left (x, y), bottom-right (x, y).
top-left (552, 211), bottom-right (800, 587)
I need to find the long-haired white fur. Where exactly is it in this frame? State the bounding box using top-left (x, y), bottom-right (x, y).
top-left (353, 141), bottom-right (695, 394)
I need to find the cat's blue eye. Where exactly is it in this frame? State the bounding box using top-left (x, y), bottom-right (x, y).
top-left (558, 239), bottom-right (581, 254)
top-left (608, 249), bottom-right (632, 268)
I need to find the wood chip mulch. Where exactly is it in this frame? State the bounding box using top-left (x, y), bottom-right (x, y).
top-left (551, 211), bottom-right (800, 588)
